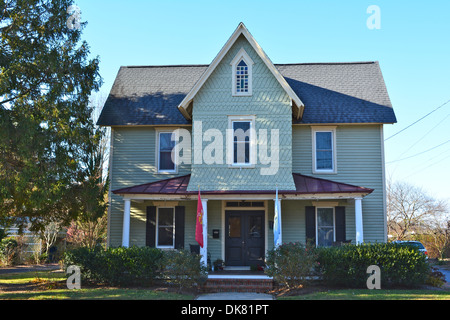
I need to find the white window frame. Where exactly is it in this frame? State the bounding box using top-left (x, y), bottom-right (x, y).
top-left (315, 207), bottom-right (336, 247)
top-left (156, 207), bottom-right (175, 249)
top-left (156, 129), bottom-right (178, 174)
top-left (227, 115), bottom-right (256, 167)
top-left (230, 48), bottom-right (254, 96)
top-left (311, 126), bottom-right (337, 174)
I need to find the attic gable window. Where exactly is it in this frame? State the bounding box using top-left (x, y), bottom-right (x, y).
top-left (231, 48), bottom-right (254, 96)
top-left (236, 60), bottom-right (249, 93)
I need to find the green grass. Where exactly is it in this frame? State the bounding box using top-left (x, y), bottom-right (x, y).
top-left (0, 271), bottom-right (194, 300)
top-left (278, 289), bottom-right (450, 300)
top-left (1, 270), bottom-right (449, 300)
top-left (0, 288), bottom-right (193, 300)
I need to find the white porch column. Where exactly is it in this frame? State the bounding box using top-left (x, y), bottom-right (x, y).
top-left (200, 199), bottom-right (208, 267)
top-left (355, 197), bottom-right (364, 244)
top-left (122, 199), bottom-right (131, 247)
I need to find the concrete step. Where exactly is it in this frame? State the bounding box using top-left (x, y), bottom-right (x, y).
top-left (200, 277), bottom-right (274, 293)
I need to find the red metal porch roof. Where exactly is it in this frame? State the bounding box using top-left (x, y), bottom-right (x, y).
top-left (112, 173), bottom-right (373, 196)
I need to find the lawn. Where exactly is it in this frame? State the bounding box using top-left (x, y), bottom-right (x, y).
top-left (278, 288), bottom-right (450, 300)
top-left (1, 269), bottom-right (449, 300)
top-left (0, 270), bottom-right (194, 300)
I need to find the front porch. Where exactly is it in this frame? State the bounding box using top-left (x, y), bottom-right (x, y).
top-left (111, 173), bottom-right (374, 271)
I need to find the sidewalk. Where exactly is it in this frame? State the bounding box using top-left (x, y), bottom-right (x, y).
top-left (438, 267), bottom-right (450, 289)
top-left (0, 263), bottom-right (61, 275)
top-left (195, 292), bottom-right (275, 300)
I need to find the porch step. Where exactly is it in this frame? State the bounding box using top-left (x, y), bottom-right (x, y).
top-left (201, 276), bottom-right (274, 293)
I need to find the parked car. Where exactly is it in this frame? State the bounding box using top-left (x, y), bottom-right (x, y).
top-left (392, 240), bottom-right (428, 259)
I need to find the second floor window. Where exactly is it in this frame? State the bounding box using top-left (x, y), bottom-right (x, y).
top-left (233, 120), bottom-right (251, 164)
top-left (228, 115), bottom-right (255, 166)
top-left (158, 132), bottom-right (176, 173)
top-left (312, 127), bottom-right (336, 173)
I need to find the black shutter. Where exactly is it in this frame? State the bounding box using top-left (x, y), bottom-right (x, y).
top-left (305, 206), bottom-right (316, 245)
top-left (174, 206), bottom-right (185, 249)
top-left (335, 206), bottom-right (346, 242)
top-left (146, 206), bottom-right (156, 247)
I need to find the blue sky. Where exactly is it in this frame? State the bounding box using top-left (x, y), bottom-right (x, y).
top-left (76, 0), bottom-right (450, 202)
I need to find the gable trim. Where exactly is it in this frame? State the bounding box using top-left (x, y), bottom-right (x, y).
top-left (177, 22), bottom-right (305, 120)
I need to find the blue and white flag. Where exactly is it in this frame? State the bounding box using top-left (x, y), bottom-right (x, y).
top-left (274, 187), bottom-right (282, 248)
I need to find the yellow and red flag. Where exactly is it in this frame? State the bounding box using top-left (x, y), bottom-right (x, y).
top-left (195, 189), bottom-right (204, 248)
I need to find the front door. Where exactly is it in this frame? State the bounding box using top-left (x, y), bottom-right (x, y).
top-left (225, 210), bottom-right (265, 267)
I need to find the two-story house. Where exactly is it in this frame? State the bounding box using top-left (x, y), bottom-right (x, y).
top-left (97, 23), bottom-right (396, 268)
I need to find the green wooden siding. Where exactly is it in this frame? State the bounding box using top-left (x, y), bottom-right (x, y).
top-left (292, 124), bottom-right (386, 242)
top-left (108, 127), bottom-right (191, 247)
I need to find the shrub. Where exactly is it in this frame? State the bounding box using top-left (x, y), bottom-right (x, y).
top-left (63, 246), bottom-right (164, 286)
top-left (425, 266), bottom-right (446, 288)
top-left (162, 250), bottom-right (208, 292)
top-left (316, 243), bottom-right (430, 288)
top-left (0, 237), bottom-right (19, 266)
top-left (265, 242), bottom-right (319, 288)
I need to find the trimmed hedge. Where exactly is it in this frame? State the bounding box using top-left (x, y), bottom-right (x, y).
top-left (63, 246), bottom-right (164, 286)
top-left (316, 243), bottom-right (430, 288)
top-left (63, 246), bottom-right (207, 289)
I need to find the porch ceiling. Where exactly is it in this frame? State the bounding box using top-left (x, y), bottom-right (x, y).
top-left (112, 173), bottom-right (373, 198)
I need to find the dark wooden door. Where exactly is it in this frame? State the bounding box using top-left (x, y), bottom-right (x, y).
top-left (225, 210), bottom-right (265, 266)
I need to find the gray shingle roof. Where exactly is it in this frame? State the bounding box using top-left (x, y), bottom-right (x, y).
top-left (97, 61), bottom-right (396, 126)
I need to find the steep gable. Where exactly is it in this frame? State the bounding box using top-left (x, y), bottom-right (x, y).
top-left (177, 22), bottom-right (304, 121)
top-left (186, 33), bottom-right (297, 192)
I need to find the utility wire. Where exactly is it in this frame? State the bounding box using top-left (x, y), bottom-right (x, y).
top-left (395, 113), bottom-right (449, 159)
top-left (386, 140), bottom-right (450, 164)
top-left (385, 99), bottom-right (450, 141)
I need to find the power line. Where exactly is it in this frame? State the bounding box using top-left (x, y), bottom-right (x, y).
top-left (385, 99), bottom-right (450, 141)
top-left (386, 140), bottom-right (450, 164)
top-left (395, 113), bottom-right (449, 159)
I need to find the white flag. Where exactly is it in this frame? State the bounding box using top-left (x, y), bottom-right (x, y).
top-left (274, 187), bottom-right (282, 248)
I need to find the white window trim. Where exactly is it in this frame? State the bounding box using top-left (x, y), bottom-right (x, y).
top-left (227, 115), bottom-right (256, 167)
top-left (230, 48), bottom-right (254, 96)
top-left (156, 207), bottom-right (175, 249)
top-left (315, 206), bottom-right (336, 247)
top-left (311, 126), bottom-right (337, 174)
top-left (156, 129), bottom-right (178, 174)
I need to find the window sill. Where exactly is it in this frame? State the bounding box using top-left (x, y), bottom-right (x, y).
top-left (156, 170), bottom-right (178, 175)
top-left (229, 164), bottom-right (256, 169)
top-left (312, 170), bottom-right (337, 175)
top-left (232, 93), bottom-right (252, 97)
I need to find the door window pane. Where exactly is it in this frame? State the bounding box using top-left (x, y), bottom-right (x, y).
top-left (248, 216), bottom-right (262, 238)
top-left (228, 217), bottom-right (241, 238)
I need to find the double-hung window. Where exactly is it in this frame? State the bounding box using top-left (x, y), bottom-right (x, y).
top-left (157, 207), bottom-right (175, 248)
top-left (316, 207), bottom-right (335, 247)
top-left (312, 127), bottom-right (336, 173)
top-left (158, 131), bottom-right (176, 173)
top-left (228, 116), bottom-right (255, 166)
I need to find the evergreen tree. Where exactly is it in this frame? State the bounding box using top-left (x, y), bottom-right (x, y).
top-left (0, 0), bottom-right (102, 230)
